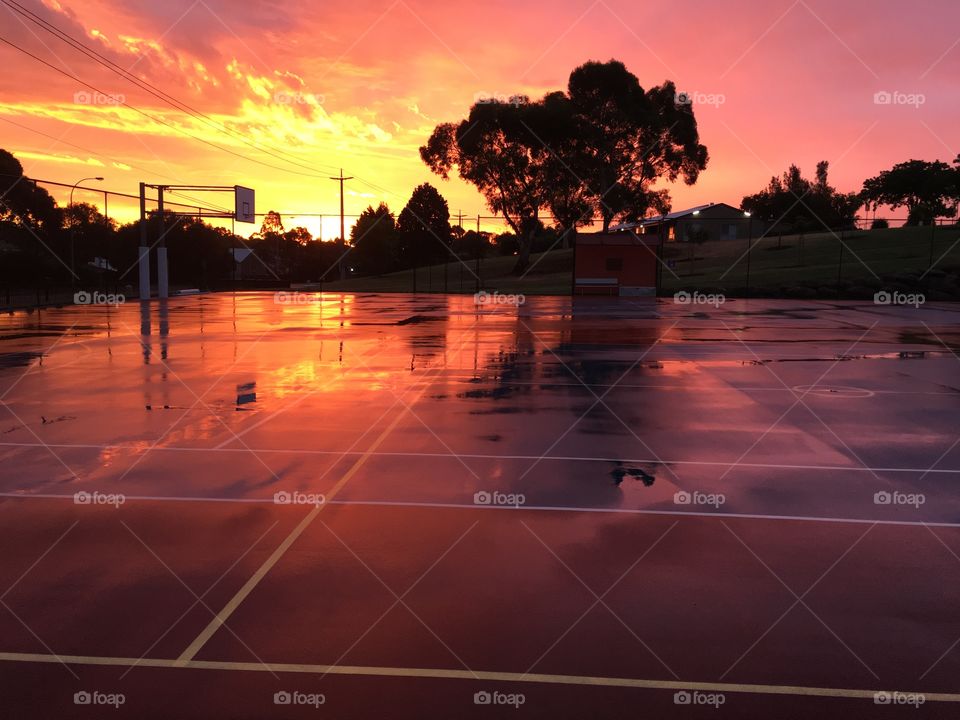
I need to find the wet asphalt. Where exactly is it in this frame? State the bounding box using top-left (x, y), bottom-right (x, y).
top-left (0, 293), bottom-right (958, 718)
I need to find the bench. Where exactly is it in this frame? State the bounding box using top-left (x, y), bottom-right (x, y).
top-left (574, 277), bottom-right (619, 296)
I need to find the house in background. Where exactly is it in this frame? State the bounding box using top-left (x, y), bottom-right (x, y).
top-left (611, 202), bottom-right (758, 242)
top-left (573, 232), bottom-right (659, 296)
top-left (229, 247), bottom-right (273, 281)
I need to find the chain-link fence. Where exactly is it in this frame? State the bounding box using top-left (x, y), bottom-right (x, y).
top-left (657, 218), bottom-right (960, 300)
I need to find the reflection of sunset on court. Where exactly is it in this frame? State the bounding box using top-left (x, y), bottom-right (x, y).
top-left (2, 0), bottom-right (958, 235)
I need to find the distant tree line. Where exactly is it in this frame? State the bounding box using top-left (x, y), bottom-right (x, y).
top-left (742, 157), bottom-right (960, 233)
top-left (0, 143), bottom-right (567, 290)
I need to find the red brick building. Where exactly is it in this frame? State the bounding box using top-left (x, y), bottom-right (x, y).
top-left (573, 232), bottom-right (660, 296)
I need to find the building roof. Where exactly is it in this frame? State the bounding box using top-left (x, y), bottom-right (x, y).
top-left (609, 202), bottom-right (743, 231)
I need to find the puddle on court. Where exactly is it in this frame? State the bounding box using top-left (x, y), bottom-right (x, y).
top-left (0, 294), bottom-right (958, 523)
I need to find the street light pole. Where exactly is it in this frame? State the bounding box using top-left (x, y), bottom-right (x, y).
top-left (69, 176), bottom-right (104, 289)
top-left (744, 212), bottom-right (753, 298)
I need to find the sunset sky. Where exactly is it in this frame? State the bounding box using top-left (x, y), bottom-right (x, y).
top-left (1, 0), bottom-right (957, 238)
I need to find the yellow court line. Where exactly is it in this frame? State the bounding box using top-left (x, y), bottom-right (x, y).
top-left (175, 381), bottom-right (431, 665)
top-left (0, 651), bottom-right (956, 702)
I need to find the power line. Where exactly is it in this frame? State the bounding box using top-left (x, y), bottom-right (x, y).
top-left (0, 34), bottom-right (339, 183)
top-left (0, 0), bottom-right (342, 179)
top-left (1, 115), bottom-right (159, 180)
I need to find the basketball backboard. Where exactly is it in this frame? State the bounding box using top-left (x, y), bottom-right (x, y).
top-left (235, 186), bottom-right (255, 223)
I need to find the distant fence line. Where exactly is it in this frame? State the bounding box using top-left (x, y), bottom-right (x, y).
top-left (23, 176), bottom-right (959, 241)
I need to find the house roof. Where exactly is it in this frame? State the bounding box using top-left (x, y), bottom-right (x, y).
top-left (609, 203), bottom-right (742, 231)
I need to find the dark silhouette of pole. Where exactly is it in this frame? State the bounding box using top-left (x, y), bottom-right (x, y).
top-left (837, 228), bottom-right (845, 298)
top-left (929, 221), bottom-right (937, 268)
top-left (329, 169), bottom-right (353, 280)
top-left (157, 186), bottom-right (168, 299)
top-left (138, 182), bottom-right (150, 300)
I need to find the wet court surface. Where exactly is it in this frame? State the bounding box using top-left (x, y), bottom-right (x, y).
top-left (0, 292), bottom-right (958, 718)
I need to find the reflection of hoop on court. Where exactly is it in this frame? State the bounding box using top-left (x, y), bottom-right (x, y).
top-left (792, 385), bottom-right (875, 398)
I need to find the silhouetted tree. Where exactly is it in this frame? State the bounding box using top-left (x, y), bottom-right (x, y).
top-left (284, 226), bottom-right (313, 245)
top-left (396, 183), bottom-right (452, 268)
top-left (742, 161), bottom-right (859, 232)
top-left (0, 149), bottom-right (66, 282)
top-left (531, 91), bottom-right (594, 248)
top-left (452, 230), bottom-right (491, 260)
top-left (64, 202), bottom-right (116, 268)
top-left (421, 97), bottom-right (545, 273)
top-left (861, 159), bottom-right (959, 225)
top-left (349, 203), bottom-right (398, 275)
top-left (566, 60), bottom-right (708, 232)
top-left (260, 210), bottom-right (284, 235)
top-left (0, 149), bottom-right (61, 233)
top-left (421, 60), bottom-right (709, 271)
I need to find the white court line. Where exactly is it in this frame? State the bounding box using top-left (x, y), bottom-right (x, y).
top-left (0, 493), bottom-right (957, 530)
top-left (0, 651), bottom-right (955, 702)
top-left (1, 442), bottom-right (958, 475)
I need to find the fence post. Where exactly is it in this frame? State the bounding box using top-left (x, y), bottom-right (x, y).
top-left (745, 221), bottom-right (753, 299)
top-left (837, 229), bottom-right (845, 298)
top-left (929, 221), bottom-right (936, 268)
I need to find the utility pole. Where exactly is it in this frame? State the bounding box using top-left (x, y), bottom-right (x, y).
top-left (329, 169), bottom-right (353, 280)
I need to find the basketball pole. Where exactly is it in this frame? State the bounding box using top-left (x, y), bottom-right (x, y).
top-left (138, 182), bottom-right (151, 300)
top-left (138, 183), bottom-right (255, 299)
top-left (157, 186), bottom-right (169, 299)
